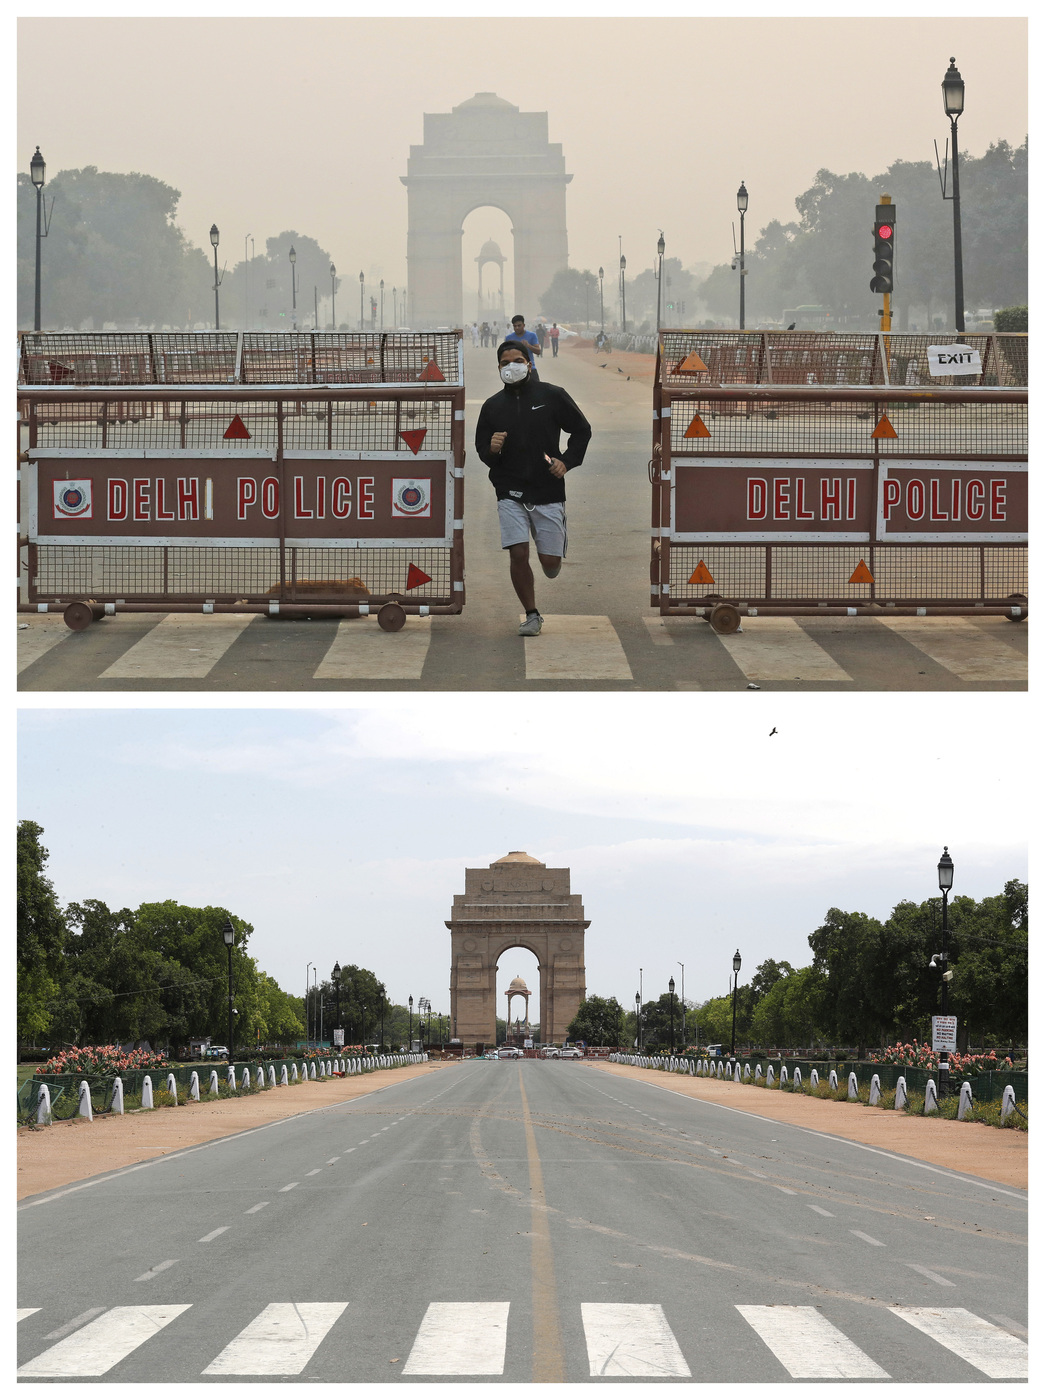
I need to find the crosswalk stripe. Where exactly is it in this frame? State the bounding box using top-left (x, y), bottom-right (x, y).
top-left (581, 1303), bottom-right (691, 1377)
top-left (401, 1301), bottom-right (510, 1375)
top-left (17, 1308), bottom-right (41, 1321)
top-left (736, 1305), bottom-right (889, 1379)
top-left (875, 617), bottom-right (1026, 682)
top-left (100, 615), bottom-right (254, 679)
top-left (889, 1306), bottom-right (1028, 1379)
top-left (17, 621), bottom-right (70, 673)
top-left (718, 617), bottom-right (853, 682)
top-left (314, 617), bottom-right (432, 679)
top-left (17, 1304), bottom-right (192, 1377)
top-left (202, 1302), bottom-right (348, 1376)
top-left (524, 615), bottom-right (632, 681)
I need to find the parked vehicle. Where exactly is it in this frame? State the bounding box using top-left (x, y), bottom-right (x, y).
top-left (706, 1044), bottom-right (723, 1057)
top-left (559, 1047), bottom-right (583, 1059)
top-left (498, 1046), bottom-right (523, 1059)
top-left (538, 1045), bottom-right (560, 1058)
top-left (205, 1045), bottom-right (229, 1059)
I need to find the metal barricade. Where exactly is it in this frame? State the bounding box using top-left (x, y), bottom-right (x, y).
top-left (651, 332), bottom-right (1027, 633)
top-left (18, 331), bottom-right (465, 630)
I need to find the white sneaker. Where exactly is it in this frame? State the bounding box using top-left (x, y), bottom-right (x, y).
top-left (518, 611), bottom-right (543, 637)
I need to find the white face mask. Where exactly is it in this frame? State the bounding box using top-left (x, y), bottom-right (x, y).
top-left (500, 361), bottom-right (529, 385)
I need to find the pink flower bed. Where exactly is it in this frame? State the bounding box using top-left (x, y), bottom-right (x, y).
top-left (868, 1041), bottom-right (1012, 1074)
top-left (41, 1044), bottom-right (168, 1076)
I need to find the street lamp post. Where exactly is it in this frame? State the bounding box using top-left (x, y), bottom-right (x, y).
top-left (730, 949), bottom-right (742, 1057)
top-left (598, 266), bottom-right (605, 333)
top-left (634, 992), bottom-right (642, 1051)
top-left (380, 279), bottom-right (385, 329)
top-left (210, 225), bottom-right (222, 330)
top-left (409, 995), bottom-right (413, 1051)
top-left (655, 231), bottom-right (665, 339)
top-left (222, 919), bottom-right (235, 1060)
top-left (360, 1002), bottom-right (366, 1050)
top-left (942, 59), bottom-right (966, 333)
top-left (330, 264), bottom-right (337, 330)
top-left (937, 846), bottom-right (954, 1098)
top-left (619, 252), bottom-right (627, 333)
top-left (289, 245), bottom-right (297, 330)
top-left (359, 271), bottom-right (365, 331)
top-left (332, 961), bottom-right (341, 1046)
top-left (736, 183), bottom-right (748, 330)
top-left (669, 976), bottom-right (676, 1053)
top-left (30, 147), bottom-right (50, 332)
top-left (392, 285), bottom-right (397, 331)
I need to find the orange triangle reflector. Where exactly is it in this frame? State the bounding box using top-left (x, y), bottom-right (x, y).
top-left (418, 359), bottom-right (446, 382)
top-left (684, 412), bottom-right (712, 438)
top-left (872, 413), bottom-right (897, 439)
top-left (688, 560), bottom-right (716, 585)
top-left (223, 414), bottom-right (251, 440)
top-left (399, 428), bottom-right (427, 455)
top-left (366, 356), bottom-right (374, 365)
top-left (675, 352), bottom-right (709, 373)
top-left (406, 563), bottom-right (432, 590)
top-left (849, 560), bottom-right (874, 584)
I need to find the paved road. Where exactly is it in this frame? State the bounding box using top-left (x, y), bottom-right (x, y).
top-left (18, 1061), bottom-right (1027, 1381)
top-left (18, 344), bottom-right (1027, 692)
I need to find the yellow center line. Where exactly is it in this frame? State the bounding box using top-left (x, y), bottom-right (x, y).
top-left (518, 1068), bottom-right (565, 1382)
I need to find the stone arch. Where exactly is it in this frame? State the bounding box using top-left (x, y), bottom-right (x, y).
top-left (402, 93), bottom-right (572, 329)
top-left (446, 852), bottom-right (588, 1045)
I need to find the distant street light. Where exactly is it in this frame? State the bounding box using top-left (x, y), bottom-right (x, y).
top-left (359, 270), bottom-right (365, 331)
top-left (669, 975), bottom-right (676, 1053)
top-left (409, 994), bottom-right (413, 1051)
top-left (730, 949), bottom-right (742, 1057)
top-left (210, 224), bottom-right (221, 330)
top-left (392, 285), bottom-right (397, 331)
top-left (289, 244), bottom-right (297, 330)
top-left (736, 182), bottom-right (749, 330)
top-left (222, 919), bottom-right (235, 1060)
top-left (380, 278), bottom-right (385, 330)
top-left (619, 250), bottom-right (627, 333)
top-left (30, 147), bottom-right (51, 333)
top-left (936, 847), bottom-right (954, 1097)
top-left (655, 231), bottom-right (665, 338)
top-left (598, 266), bottom-right (605, 333)
top-left (332, 961), bottom-right (342, 1045)
top-left (635, 991), bottom-right (642, 1051)
top-left (330, 264), bottom-right (337, 330)
top-left (942, 58), bottom-right (966, 333)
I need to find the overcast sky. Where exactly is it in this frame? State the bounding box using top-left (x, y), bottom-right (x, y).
top-left (18, 696), bottom-right (1027, 1021)
top-left (17, 8), bottom-right (1027, 302)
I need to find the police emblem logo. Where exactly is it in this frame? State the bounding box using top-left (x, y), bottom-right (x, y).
top-left (391, 478), bottom-right (431, 518)
top-left (53, 479), bottom-right (93, 519)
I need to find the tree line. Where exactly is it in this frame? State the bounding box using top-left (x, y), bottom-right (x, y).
top-left (16, 821), bottom-right (438, 1057)
top-left (567, 878), bottom-right (1027, 1054)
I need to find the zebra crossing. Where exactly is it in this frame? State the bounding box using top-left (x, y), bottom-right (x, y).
top-left (17, 611), bottom-right (1027, 688)
top-left (17, 1301), bottom-right (1028, 1380)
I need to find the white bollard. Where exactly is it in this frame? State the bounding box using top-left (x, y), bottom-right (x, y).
top-left (209, 1069), bottom-right (219, 1096)
top-left (743, 1064), bottom-right (751, 1081)
top-left (241, 1067), bottom-right (250, 1091)
top-left (810, 1069), bottom-right (819, 1090)
top-left (869, 1073), bottom-right (881, 1106)
top-left (780, 1066), bottom-right (789, 1085)
top-left (1000, 1084), bottom-right (1016, 1124)
top-left (957, 1081), bottom-right (973, 1121)
top-left (35, 1082), bottom-right (52, 1125)
top-left (924, 1078), bottom-right (938, 1114)
top-left (895, 1075), bottom-right (908, 1110)
top-left (766, 1065), bottom-right (775, 1088)
top-left (268, 1065), bottom-right (276, 1087)
top-left (793, 1067), bottom-right (802, 1090)
top-left (189, 1071), bottom-right (200, 1102)
top-left (310, 1062), bottom-right (317, 1080)
top-left (291, 1063), bottom-right (299, 1082)
top-left (112, 1077), bottom-right (125, 1114)
top-left (255, 1066), bottom-right (264, 1090)
top-left (829, 1069), bottom-right (839, 1092)
top-left (227, 1066), bottom-right (235, 1091)
top-left (77, 1080), bottom-right (94, 1120)
top-left (326, 1060), bottom-right (332, 1076)
top-left (847, 1071), bottom-right (858, 1101)
top-left (733, 1062), bottom-right (740, 1082)
top-left (280, 1064), bottom-right (288, 1086)
top-left (755, 1063), bottom-right (763, 1083)
top-left (166, 1072), bottom-right (178, 1103)
top-left (142, 1074), bottom-right (154, 1109)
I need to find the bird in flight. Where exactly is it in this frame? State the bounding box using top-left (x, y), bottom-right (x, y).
top-left (769, 727), bottom-right (778, 736)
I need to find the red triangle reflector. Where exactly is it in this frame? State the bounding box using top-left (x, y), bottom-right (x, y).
top-left (684, 413), bottom-right (711, 439)
top-left (872, 413), bottom-right (897, 439)
top-left (399, 428), bottom-right (427, 455)
top-left (418, 359), bottom-right (446, 382)
top-left (48, 360), bottom-right (74, 382)
top-left (675, 352), bottom-right (709, 373)
top-left (849, 560), bottom-right (874, 584)
top-left (688, 561), bottom-right (716, 585)
top-left (406, 564), bottom-right (432, 590)
top-left (224, 414), bottom-right (251, 440)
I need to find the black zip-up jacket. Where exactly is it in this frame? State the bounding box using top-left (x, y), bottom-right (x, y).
top-left (474, 377), bottom-right (592, 504)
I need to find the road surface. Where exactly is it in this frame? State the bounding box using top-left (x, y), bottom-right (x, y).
top-left (18, 343), bottom-right (1027, 692)
top-left (18, 1060), bottom-right (1027, 1382)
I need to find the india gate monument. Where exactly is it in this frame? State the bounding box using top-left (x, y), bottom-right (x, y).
top-left (402, 93), bottom-right (572, 330)
top-left (446, 852), bottom-right (588, 1045)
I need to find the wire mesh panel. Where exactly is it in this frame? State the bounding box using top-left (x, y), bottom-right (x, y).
top-left (652, 364), bottom-right (1028, 621)
top-left (241, 331), bottom-right (463, 386)
top-left (19, 333), bottom-right (240, 386)
top-left (19, 349), bottom-right (466, 625)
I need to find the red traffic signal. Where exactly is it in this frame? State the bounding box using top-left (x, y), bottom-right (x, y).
top-left (870, 203), bottom-right (896, 295)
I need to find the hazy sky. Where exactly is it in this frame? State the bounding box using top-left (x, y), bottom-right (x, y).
top-left (18, 697), bottom-right (1026, 1020)
top-left (17, 9), bottom-right (1027, 303)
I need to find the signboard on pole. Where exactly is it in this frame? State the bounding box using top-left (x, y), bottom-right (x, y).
top-left (931, 1015), bottom-right (957, 1052)
top-left (926, 344), bottom-right (982, 376)
top-left (333, 1028), bottom-right (344, 1047)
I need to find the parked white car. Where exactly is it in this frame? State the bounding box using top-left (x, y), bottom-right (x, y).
top-left (559, 1046), bottom-right (583, 1059)
top-left (498, 1046), bottom-right (523, 1059)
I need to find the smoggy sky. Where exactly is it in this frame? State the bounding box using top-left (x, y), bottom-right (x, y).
top-left (18, 697), bottom-right (1026, 1018)
top-left (17, 10), bottom-right (1027, 301)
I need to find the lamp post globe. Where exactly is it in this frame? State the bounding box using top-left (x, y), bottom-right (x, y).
top-left (730, 949), bottom-right (742, 1058)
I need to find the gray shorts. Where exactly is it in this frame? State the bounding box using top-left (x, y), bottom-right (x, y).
top-left (497, 498), bottom-right (568, 557)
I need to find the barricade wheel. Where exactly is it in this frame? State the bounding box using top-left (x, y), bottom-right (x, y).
top-left (1004, 593), bottom-right (1028, 623)
top-left (708, 602), bottom-right (742, 635)
top-left (377, 602), bottom-right (407, 632)
top-left (63, 601), bottom-right (101, 631)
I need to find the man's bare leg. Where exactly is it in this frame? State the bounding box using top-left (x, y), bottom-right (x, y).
top-left (508, 541), bottom-right (537, 613)
top-left (537, 552), bottom-right (561, 579)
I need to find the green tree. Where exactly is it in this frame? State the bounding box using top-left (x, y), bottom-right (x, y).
top-left (17, 821), bottom-right (67, 1044)
top-left (566, 994), bottom-right (626, 1046)
top-left (538, 267), bottom-right (600, 324)
top-left (994, 305), bottom-right (1027, 332)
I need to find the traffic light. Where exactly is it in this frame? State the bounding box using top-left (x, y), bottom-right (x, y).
top-left (870, 203), bottom-right (896, 294)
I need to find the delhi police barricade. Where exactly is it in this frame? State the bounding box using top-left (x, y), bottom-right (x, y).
top-left (18, 330), bottom-right (465, 631)
top-left (650, 330), bottom-right (1028, 634)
